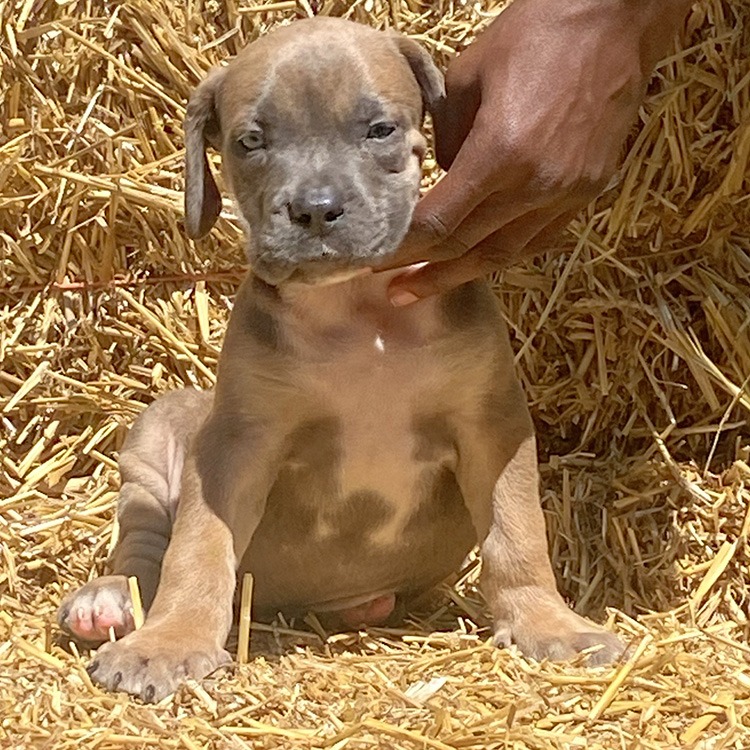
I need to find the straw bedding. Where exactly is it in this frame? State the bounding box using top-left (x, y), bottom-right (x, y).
top-left (1, 0), bottom-right (749, 746)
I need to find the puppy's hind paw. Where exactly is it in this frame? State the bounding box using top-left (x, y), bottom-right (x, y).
top-left (58, 575), bottom-right (134, 644)
top-left (493, 601), bottom-right (626, 667)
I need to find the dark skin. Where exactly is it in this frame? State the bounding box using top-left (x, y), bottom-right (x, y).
top-left (382, 0), bottom-right (694, 305)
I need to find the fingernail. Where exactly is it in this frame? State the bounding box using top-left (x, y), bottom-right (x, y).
top-left (390, 290), bottom-right (419, 307)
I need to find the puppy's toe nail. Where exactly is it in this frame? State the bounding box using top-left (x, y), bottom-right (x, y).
top-left (112, 671), bottom-right (122, 689)
top-left (492, 626), bottom-right (512, 649)
top-left (571, 632), bottom-right (625, 665)
top-left (143, 684), bottom-right (156, 703)
top-left (58, 604), bottom-right (70, 625)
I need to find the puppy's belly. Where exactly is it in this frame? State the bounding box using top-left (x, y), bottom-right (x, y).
top-left (241, 461), bottom-right (477, 614)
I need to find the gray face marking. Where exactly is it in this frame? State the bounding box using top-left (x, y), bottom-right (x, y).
top-left (412, 413), bottom-right (456, 463)
top-left (217, 23), bottom-right (426, 285)
top-left (440, 281), bottom-right (500, 332)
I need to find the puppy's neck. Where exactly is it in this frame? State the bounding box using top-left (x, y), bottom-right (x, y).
top-left (251, 267), bottom-right (438, 351)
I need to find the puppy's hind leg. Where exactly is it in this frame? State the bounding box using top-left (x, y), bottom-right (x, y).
top-left (58, 389), bottom-right (213, 644)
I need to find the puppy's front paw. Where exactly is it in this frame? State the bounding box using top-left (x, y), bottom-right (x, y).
top-left (494, 598), bottom-right (625, 666)
top-left (58, 575), bottom-right (134, 644)
top-left (87, 628), bottom-right (231, 702)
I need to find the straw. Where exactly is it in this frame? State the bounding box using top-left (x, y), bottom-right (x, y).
top-left (237, 573), bottom-right (254, 664)
top-left (127, 576), bottom-right (145, 630)
top-left (1, 0), bottom-right (749, 747)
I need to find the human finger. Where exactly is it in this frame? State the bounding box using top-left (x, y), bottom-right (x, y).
top-left (387, 253), bottom-right (492, 306)
top-left (387, 206), bottom-right (574, 304)
top-left (379, 182), bottom-right (542, 273)
top-left (384, 110), bottom-right (508, 265)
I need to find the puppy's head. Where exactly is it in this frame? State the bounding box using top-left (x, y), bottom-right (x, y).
top-left (184, 18), bottom-right (443, 285)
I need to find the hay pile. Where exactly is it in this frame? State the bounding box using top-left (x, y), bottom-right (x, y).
top-left (1, 0), bottom-right (749, 747)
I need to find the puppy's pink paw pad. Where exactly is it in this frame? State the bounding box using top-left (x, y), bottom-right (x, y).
top-left (58, 575), bottom-right (135, 644)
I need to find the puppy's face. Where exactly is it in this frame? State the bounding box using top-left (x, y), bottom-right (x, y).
top-left (184, 18), bottom-right (443, 285)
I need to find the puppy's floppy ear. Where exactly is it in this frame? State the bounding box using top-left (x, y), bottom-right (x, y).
top-left (184, 67), bottom-right (226, 239)
top-left (391, 34), bottom-right (445, 115)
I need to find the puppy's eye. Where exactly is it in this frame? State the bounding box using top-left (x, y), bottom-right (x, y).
top-left (238, 130), bottom-right (265, 151)
top-left (367, 122), bottom-right (397, 140)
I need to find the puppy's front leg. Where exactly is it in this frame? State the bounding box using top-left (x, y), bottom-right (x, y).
top-left (456, 380), bottom-right (624, 665)
top-left (88, 416), bottom-right (278, 702)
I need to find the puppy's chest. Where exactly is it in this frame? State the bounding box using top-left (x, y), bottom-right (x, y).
top-left (279, 345), bottom-right (457, 546)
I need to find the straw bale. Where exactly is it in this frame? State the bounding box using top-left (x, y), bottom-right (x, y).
top-left (1, 0), bottom-right (749, 747)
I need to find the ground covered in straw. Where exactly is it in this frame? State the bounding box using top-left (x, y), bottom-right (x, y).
top-left (1, 0), bottom-right (749, 747)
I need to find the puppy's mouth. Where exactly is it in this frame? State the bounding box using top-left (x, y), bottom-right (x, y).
top-left (252, 258), bottom-right (374, 286)
top-left (289, 266), bottom-right (373, 286)
top-left (252, 231), bottom-right (397, 287)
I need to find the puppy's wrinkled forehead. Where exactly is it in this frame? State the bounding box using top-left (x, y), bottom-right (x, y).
top-left (219, 21), bottom-right (424, 136)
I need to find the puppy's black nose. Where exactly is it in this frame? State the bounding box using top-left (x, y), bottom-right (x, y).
top-left (288, 186), bottom-right (345, 233)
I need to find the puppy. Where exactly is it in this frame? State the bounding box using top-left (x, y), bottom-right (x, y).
top-left (59, 17), bottom-right (623, 702)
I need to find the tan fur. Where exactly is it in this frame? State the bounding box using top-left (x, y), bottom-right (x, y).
top-left (59, 18), bottom-right (623, 702)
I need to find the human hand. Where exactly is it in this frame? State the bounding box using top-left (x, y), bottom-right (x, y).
top-left (384, 0), bottom-right (692, 305)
